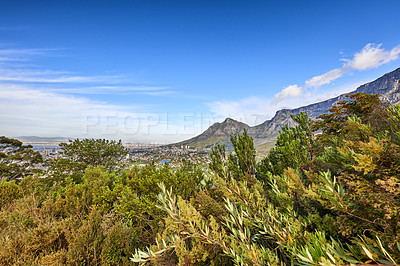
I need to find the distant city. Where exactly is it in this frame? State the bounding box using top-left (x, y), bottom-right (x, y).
top-left (26, 139), bottom-right (211, 170)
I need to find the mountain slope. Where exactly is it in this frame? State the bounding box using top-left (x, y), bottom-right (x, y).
top-left (173, 118), bottom-right (250, 149)
top-left (175, 67), bottom-right (400, 151)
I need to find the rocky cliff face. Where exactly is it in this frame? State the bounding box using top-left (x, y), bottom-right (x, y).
top-left (174, 67), bottom-right (400, 150)
top-left (202, 118), bottom-right (250, 138)
top-left (355, 67), bottom-right (400, 104)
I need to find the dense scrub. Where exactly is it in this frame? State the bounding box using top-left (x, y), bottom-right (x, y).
top-left (0, 140), bottom-right (203, 265)
top-left (0, 93), bottom-right (399, 265)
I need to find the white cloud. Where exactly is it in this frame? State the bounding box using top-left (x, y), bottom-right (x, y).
top-left (344, 43), bottom-right (400, 70)
top-left (0, 83), bottom-right (135, 136)
top-left (272, 84), bottom-right (303, 102)
top-left (0, 83), bottom-right (205, 143)
top-left (272, 43), bottom-right (400, 102)
top-left (48, 86), bottom-right (173, 95)
top-left (0, 67), bottom-right (125, 84)
top-left (305, 67), bottom-right (347, 88)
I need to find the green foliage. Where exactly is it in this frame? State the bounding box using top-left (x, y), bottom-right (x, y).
top-left (132, 95), bottom-right (400, 265)
top-left (0, 180), bottom-right (20, 208)
top-left (209, 143), bottom-right (228, 179)
top-left (0, 136), bottom-right (43, 181)
top-left (133, 132), bottom-right (304, 265)
top-left (312, 93), bottom-right (392, 146)
top-left (228, 129), bottom-right (256, 180)
top-left (0, 152), bottom-right (204, 265)
top-left (309, 94), bottom-right (400, 245)
top-left (133, 165), bottom-right (400, 265)
top-left (45, 157), bottom-right (87, 185)
top-left (258, 112), bottom-right (314, 177)
top-left (210, 129), bottom-right (256, 183)
top-left (114, 162), bottom-right (203, 245)
top-left (45, 138), bottom-right (128, 185)
top-left (59, 138), bottom-right (128, 171)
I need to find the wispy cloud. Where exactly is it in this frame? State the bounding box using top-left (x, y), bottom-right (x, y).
top-left (0, 48), bottom-right (59, 61)
top-left (271, 84), bottom-right (303, 104)
top-left (344, 43), bottom-right (400, 70)
top-left (272, 43), bottom-right (400, 102)
top-left (0, 83), bottom-right (207, 142)
top-left (0, 83), bottom-right (129, 136)
top-left (0, 72), bottom-right (125, 83)
top-left (0, 46), bottom-right (181, 141)
top-left (0, 83), bottom-right (163, 138)
top-left (0, 47), bottom-right (172, 90)
top-left (49, 85), bottom-right (172, 95)
top-left (304, 67), bottom-right (347, 88)
top-left (0, 47), bottom-right (127, 84)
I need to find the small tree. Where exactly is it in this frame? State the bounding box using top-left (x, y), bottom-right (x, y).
top-left (59, 138), bottom-right (128, 171)
top-left (257, 112), bottom-right (314, 177)
top-left (312, 93), bottom-right (390, 144)
top-left (229, 129), bottom-right (256, 179)
top-left (46, 138), bottom-right (128, 184)
top-left (0, 136), bottom-right (43, 181)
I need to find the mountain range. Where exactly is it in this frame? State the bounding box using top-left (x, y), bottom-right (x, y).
top-left (173, 67), bottom-right (400, 153)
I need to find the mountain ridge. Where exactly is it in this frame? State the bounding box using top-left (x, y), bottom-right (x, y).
top-left (173, 67), bottom-right (400, 151)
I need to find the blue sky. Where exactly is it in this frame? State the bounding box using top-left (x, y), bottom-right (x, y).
top-left (1, 0), bottom-right (400, 143)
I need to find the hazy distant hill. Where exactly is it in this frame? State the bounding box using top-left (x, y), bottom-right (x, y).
top-left (174, 67), bottom-right (400, 152)
top-left (15, 136), bottom-right (72, 144)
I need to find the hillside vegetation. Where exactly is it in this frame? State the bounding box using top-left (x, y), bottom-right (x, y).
top-left (1, 93), bottom-right (400, 265)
